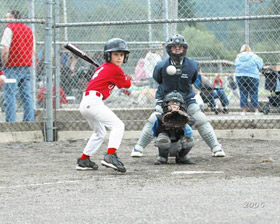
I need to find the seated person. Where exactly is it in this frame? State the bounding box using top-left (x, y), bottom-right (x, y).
top-left (193, 71), bottom-right (218, 114)
top-left (152, 91), bottom-right (195, 165)
top-left (213, 74), bottom-right (229, 113)
top-left (227, 75), bottom-right (240, 102)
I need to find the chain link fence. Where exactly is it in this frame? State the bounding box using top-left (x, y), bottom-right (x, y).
top-left (1, 0), bottom-right (280, 141)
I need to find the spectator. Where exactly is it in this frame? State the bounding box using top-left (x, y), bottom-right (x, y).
top-left (60, 46), bottom-right (97, 98)
top-left (234, 44), bottom-right (263, 115)
top-left (133, 51), bottom-right (148, 87)
top-left (1, 9), bottom-right (34, 122)
top-left (227, 75), bottom-right (240, 102)
top-left (129, 48), bottom-right (163, 105)
top-left (60, 48), bottom-right (76, 96)
top-left (213, 74), bottom-right (229, 113)
top-left (193, 69), bottom-right (218, 114)
top-left (0, 58), bottom-right (5, 88)
top-left (143, 44), bottom-right (163, 88)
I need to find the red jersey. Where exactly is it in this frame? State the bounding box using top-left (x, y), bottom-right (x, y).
top-left (85, 62), bottom-right (131, 100)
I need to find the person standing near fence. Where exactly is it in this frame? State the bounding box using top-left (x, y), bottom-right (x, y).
top-left (234, 44), bottom-right (263, 115)
top-left (1, 9), bottom-right (34, 122)
top-left (131, 34), bottom-right (225, 158)
top-left (76, 38), bottom-right (131, 173)
top-left (143, 44), bottom-right (163, 88)
top-left (0, 59), bottom-right (5, 88)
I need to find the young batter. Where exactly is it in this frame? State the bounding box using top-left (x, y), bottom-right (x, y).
top-left (76, 38), bottom-right (131, 173)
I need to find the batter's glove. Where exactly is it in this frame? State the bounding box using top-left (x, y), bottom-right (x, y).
top-left (162, 110), bottom-right (190, 128)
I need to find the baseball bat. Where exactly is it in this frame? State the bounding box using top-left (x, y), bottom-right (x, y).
top-left (64, 43), bottom-right (100, 67)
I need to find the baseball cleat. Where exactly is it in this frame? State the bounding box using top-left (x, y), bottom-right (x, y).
top-left (154, 156), bottom-right (168, 165)
top-left (101, 153), bottom-right (126, 173)
top-left (76, 158), bottom-right (98, 170)
top-left (131, 146), bottom-right (143, 157)
top-left (175, 156), bottom-right (195, 164)
top-left (212, 148), bottom-right (225, 157)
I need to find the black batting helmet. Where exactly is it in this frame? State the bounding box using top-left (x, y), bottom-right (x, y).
top-left (166, 34), bottom-right (188, 62)
top-left (104, 38), bottom-right (130, 63)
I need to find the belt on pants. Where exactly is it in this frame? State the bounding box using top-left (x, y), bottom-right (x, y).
top-left (84, 90), bottom-right (103, 98)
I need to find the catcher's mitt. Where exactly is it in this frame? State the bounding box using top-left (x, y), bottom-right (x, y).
top-left (162, 110), bottom-right (190, 128)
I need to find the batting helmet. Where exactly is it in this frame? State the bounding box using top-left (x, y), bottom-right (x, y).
top-left (104, 38), bottom-right (130, 63)
top-left (166, 34), bottom-right (188, 62)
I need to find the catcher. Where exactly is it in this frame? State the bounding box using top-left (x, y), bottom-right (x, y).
top-left (152, 91), bottom-right (195, 165)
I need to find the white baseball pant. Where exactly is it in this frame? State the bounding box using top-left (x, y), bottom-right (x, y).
top-left (79, 91), bottom-right (125, 156)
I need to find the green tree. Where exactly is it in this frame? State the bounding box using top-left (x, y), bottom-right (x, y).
top-left (66, 0), bottom-right (149, 42)
top-left (182, 25), bottom-right (235, 61)
top-left (253, 0), bottom-right (280, 42)
top-left (178, 0), bottom-right (196, 32)
top-left (255, 41), bottom-right (280, 65)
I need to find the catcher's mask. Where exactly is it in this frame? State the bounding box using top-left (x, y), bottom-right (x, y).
top-left (166, 34), bottom-right (188, 62)
top-left (163, 91), bottom-right (185, 113)
top-left (104, 38), bottom-right (130, 63)
top-left (167, 101), bottom-right (181, 111)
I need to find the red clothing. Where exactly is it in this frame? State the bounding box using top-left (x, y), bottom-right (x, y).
top-left (5, 23), bottom-right (33, 68)
top-left (213, 76), bottom-right (224, 89)
top-left (85, 62), bottom-right (131, 100)
top-left (37, 86), bottom-right (68, 108)
top-left (134, 58), bottom-right (146, 82)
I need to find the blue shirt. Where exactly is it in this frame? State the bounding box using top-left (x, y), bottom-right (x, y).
top-left (234, 52), bottom-right (263, 80)
top-left (193, 74), bottom-right (202, 90)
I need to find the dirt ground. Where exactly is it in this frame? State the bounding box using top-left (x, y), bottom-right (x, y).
top-left (0, 137), bottom-right (280, 224)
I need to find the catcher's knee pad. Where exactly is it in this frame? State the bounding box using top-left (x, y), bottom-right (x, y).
top-left (187, 104), bottom-right (219, 149)
top-left (148, 111), bottom-right (161, 124)
top-left (187, 103), bottom-right (207, 127)
top-left (181, 137), bottom-right (195, 149)
top-left (156, 133), bottom-right (171, 150)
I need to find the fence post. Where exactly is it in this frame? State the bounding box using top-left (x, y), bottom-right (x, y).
top-left (54, 0), bottom-right (61, 109)
top-left (44, 0), bottom-right (54, 142)
top-left (29, 0), bottom-right (37, 111)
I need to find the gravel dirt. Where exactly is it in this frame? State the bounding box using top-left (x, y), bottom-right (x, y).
top-left (0, 137), bottom-right (280, 224)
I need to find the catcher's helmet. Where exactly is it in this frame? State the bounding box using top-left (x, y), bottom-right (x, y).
top-left (162, 91), bottom-right (185, 114)
top-left (166, 34), bottom-right (188, 62)
top-left (164, 91), bottom-right (185, 104)
top-left (104, 38), bottom-right (130, 63)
